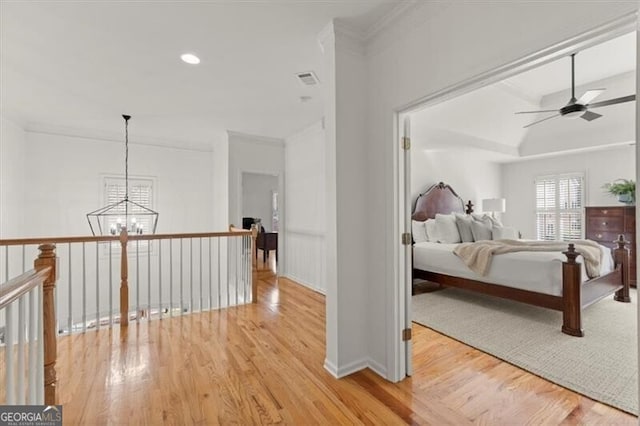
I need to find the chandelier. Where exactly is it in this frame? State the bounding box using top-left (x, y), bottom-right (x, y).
top-left (86, 115), bottom-right (159, 236)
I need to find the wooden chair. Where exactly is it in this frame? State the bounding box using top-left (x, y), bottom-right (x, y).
top-left (256, 226), bottom-right (278, 263)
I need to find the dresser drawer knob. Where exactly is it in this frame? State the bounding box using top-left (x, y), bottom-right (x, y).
top-left (602, 210), bottom-right (608, 214)
top-left (602, 222), bottom-right (607, 226)
top-left (597, 234), bottom-right (603, 239)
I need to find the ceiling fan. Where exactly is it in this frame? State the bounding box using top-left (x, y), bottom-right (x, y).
top-left (515, 53), bottom-right (636, 128)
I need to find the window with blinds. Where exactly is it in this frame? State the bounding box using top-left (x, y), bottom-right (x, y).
top-left (103, 177), bottom-right (155, 251)
top-left (535, 174), bottom-right (584, 241)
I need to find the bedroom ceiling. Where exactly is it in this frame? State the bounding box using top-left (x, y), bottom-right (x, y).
top-left (410, 31), bottom-right (636, 161)
top-left (0, 1), bottom-right (400, 146)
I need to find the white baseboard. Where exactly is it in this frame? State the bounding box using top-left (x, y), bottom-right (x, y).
top-left (323, 358), bottom-right (339, 377)
top-left (282, 273), bottom-right (326, 295)
top-left (366, 358), bottom-right (388, 378)
top-left (324, 357), bottom-right (376, 379)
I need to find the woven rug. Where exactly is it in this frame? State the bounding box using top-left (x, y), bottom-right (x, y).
top-left (412, 287), bottom-right (638, 415)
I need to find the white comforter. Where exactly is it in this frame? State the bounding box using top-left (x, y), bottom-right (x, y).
top-left (413, 241), bottom-right (614, 297)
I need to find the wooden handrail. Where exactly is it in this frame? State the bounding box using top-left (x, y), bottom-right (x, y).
top-left (0, 230), bottom-right (252, 246)
top-left (0, 268), bottom-right (50, 310)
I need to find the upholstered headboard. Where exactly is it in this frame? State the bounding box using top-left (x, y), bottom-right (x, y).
top-left (411, 182), bottom-right (472, 221)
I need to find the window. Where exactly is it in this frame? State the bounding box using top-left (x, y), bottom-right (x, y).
top-left (103, 176), bottom-right (155, 248)
top-left (535, 173), bottom-right (584, 241)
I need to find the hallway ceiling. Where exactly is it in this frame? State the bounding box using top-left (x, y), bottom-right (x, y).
top-left (1, 1), bottom-right (399, 146)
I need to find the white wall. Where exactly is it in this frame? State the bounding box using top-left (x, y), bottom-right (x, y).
top-left (228, 132), bottom-right (284, 230)
top-left (411, 149), bottom-right (502, 212)
top-left (328, 2), bottom-right (638, 382)
top-left (284, 120), bottom-right (326, 293)
top-left (242, 172), bottom-right (278, 232)
top-left (320, 22), bottom-right (370, 378)
top-left (212, 133), bottom-right (229, 232)
top-left (502, 145), bottom-right (635, 238)
top-left (23, 130), bottom-right (215, 236)
top-left (0, 115), bottom-right (26, 238)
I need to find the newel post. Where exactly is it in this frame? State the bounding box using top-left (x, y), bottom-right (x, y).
top-left (120, 229), bottom-right (129, 326)
top-left (613, 234), bottom-right (631, 303)
top-left (251, 224), bottom-right (258, 303)
top-left (34, 243), bottom-right (57, 405)
top-left (562, 243), bottom-right (583, 337)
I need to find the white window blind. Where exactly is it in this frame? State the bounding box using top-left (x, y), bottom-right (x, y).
top-left (104, 176), bottom-right (154, 234)
top-left (535, 174), bottom-right (584, 241)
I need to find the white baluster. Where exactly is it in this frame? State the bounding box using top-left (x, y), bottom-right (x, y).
top-left (28, 287), bottom-right (37, 404)
top-left (37, 285), bottom-right (44, 404)
top-left (6, 303), bottom-right (15, 404)
top-left (17, 297), bottom-right (26, 403)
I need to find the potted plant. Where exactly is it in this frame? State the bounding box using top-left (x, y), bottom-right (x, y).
top-left (603, 179), bottom-right (635, 205)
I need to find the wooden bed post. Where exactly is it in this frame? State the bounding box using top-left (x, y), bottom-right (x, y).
top-left (465, 201), bottom-right (474, 214)
top-left (613, 234), bottom-right (631, 303)
top-left (561, 244), bottom-right (583, 337)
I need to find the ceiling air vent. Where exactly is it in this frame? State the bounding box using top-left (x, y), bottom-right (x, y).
top-left (295, 71), bottom-right (320, 86)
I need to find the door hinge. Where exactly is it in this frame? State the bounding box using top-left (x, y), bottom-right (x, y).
top-left (402, 328), bottom-right (412, 341)
top-left (401, 136), bottom-right (411, 150)
top-left (401, 233), bottom-right (411, 245)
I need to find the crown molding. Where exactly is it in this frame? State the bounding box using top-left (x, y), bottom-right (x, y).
top-left (508, 140), bottom-right (635, 163)
top-left (495, 81), bottom-right (541, 106)
top-left (0, 112), bottom-right (28, 130)
top-left (317, 19), bottom-right (366, 57)
top-left (365, 1), bottom-right (452, 57)
top-left (24, 122), bottom-right (214, 152)
top-left (364, 1), bottom-right (420, 41)
top-left (226, 130), bottom-right (284, 147)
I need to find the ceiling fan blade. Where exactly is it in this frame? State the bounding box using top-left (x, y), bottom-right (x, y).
top-left (577, 89), bottom-right (605, 105)
top-left (588, 94), bottom-right (636, 109)
top-left (581, 111), bottom-right (602, 122)
top-left (515, 109), bottom-right (558, 114)
top-left (523, 113), bottom-right (561, 128)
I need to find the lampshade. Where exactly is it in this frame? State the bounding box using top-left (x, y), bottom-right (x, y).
top-left (482, 198), bottom-right (506, 213)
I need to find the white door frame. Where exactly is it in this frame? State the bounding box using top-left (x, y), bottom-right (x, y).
top-left (392, 12), bottom-right (638, 379)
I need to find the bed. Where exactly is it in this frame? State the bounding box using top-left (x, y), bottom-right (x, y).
top-left (412, 182), bottom-right (631, 337)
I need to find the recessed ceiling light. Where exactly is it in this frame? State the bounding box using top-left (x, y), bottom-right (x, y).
top-left (180, 53), bottom-right (200, 65)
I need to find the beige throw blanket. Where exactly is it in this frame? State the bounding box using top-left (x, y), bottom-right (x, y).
top-left (453, 239), bottom-right (603, 278)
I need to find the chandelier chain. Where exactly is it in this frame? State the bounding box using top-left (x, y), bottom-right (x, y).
top-left (125, 116), bottom-right (129, 201)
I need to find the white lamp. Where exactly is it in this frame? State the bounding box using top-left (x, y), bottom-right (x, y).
top-left (482, 198), bottom-right (506, 218)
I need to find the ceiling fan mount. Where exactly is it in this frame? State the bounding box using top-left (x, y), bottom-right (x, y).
top-left (515, 52), bottom-right (635, 128)
top-left (559, 102), bottom-right (586, 118)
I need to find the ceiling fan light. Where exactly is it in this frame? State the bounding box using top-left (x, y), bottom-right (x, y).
top-left (564, 110), bottom-right (584, 119)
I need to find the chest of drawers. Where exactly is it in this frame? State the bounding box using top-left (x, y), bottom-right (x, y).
top-left (585, 206), bottom-right (636, 286)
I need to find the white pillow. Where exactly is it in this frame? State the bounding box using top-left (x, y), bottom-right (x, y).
top-left (434, 213), bottom-right (461, 243)
top-left (411, 220), bottom-right (428, 243)
top-left (454, 213), bottom-right (474, 242)
top-left (425, 219), bottom-right (437, 242)
top-left (472, 213), bottom-right (503, 228)
top-left (470, 220), bottom-right (492, 241)
top-left (492, 226), bottom-right (519, 240)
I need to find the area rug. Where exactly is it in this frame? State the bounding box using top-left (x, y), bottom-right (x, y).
top-left (412, 288), bottom-right (638, 415)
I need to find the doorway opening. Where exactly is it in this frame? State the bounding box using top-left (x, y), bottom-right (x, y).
top-left (396, 20), bottom-right (638, 415)
top-left (241, 172), bottom-right (280, 273)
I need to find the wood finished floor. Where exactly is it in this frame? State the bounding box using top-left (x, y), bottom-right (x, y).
top-left (56, 262), bottom-right (636, 425)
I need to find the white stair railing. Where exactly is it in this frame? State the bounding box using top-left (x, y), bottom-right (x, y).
top-left (1, 264), bottom-right (52, 404)
top-left (0, 230), bottom-right (255, 337)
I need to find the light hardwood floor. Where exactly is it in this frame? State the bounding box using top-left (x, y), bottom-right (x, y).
top-left (55, 263), bottom-right (636, 424)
